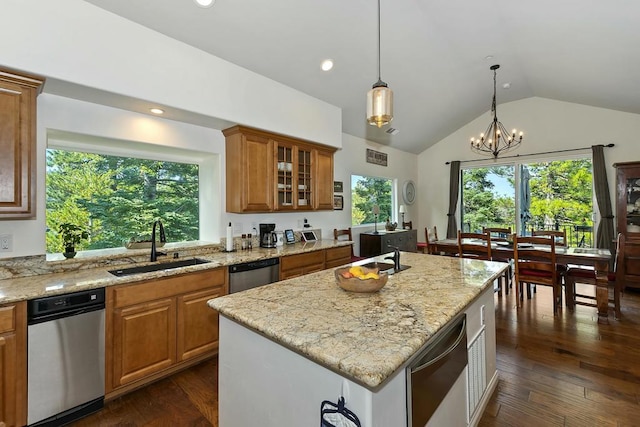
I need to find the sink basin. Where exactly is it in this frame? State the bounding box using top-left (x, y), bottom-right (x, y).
top-left (108, 258), bottom-right (210, 277)
top-left (360, 262), bottom-right (411, 274)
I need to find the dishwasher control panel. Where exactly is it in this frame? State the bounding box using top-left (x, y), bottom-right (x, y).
top-left (28, 288), bottom-right (106, 321)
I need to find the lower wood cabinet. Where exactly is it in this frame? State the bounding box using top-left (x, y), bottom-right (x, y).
top-left (0, 302), bottom-right (26, 427)
top-left (280, 251), bottom-right (326, 280)
top-left (106, 268), bottom-right (227, 397)
top-left (280, 245), bottom-right (354, 279)
top-left (324, 245), bottom-right (352, 269)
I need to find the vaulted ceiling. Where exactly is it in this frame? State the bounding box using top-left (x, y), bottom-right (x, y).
top-left (85, 0), bottom-right (640, 154)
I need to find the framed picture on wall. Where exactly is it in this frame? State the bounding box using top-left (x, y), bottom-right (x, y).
top-left (333, 195), bottom-right (344, 210)
top-left (334, 181), bottom-right (343, 193)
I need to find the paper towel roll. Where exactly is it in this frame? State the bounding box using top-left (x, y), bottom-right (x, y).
top-left (226, 222), bottom-right (234, 252)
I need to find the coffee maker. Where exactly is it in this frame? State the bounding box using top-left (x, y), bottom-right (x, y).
top-left (259, 223), bottom-right (277, 248)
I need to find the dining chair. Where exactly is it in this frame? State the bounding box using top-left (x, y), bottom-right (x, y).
top-left (402, 220), bottom-right (413, 230)
top-left (513, 234), bottom-right (562, 314)
top-left (532, 229), bottom-right (567, 246)
top-left (333, 228), bottom-right (365, 262)
top-left (417, 226), bottom-right (438, 254)
top-left (564, 233), bottom-right (624, 318)
top-left (458, 231), bottom-right (492, 260)
top-left (483, 227), bottom-right (513, 294)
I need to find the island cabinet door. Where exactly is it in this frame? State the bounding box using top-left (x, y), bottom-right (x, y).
top-left (177, 287), bottom-right (223, 362)
top-left (111, 298), bottom-right (177, 388)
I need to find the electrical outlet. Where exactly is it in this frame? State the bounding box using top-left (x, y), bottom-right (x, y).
top-left (0, 234), bottom-right (13, 252)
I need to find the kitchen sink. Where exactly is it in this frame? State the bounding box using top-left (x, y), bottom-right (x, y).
top-left (108, 258), bottom-right (210, 277)
top-left (360, 262), bottom-right (411, 274)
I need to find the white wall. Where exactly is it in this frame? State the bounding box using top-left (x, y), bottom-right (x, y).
top-left (417, 97), bottom-right (640, 238)
top-left (0, 93), bottom-right (418, 258)
top-left (1, 0), bottom-right (341, 148)
top-left (333, 134), bottom-right (418, 255)
top-left (0, 94), bottom-right (226, 258)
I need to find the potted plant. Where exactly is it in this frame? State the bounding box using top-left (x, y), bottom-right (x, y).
top-left (59, 223), bottom-right (89, 258)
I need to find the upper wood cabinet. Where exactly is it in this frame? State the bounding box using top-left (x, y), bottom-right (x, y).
top-left (614, 161), bottom-right (640, 239)
top-left (0, 68), bottom-right (44, 219)
top-left (223, 125), bottom-right (336, 213)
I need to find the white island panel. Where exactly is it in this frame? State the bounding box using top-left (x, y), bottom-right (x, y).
top-left (219, 315), bottom-right (406, 427)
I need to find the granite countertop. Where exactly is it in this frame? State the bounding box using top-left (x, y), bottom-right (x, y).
top-left (0, 240), bottom-right (351, 304)
top-left (208, 252), bottom-right (507, 390)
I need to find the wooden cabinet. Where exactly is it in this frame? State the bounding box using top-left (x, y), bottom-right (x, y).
top-left (0, 68), bottom-right (44, 219)
top-left (0, 302), bottom-right (26, 427)
top-left (359, 229), bottom-right (418, 258)
top-left (280, 251), bottom-right (326, 280)
top-left (107, 268), bottom-right (226, 396)
top-left (324, 245), bottom-right (352, 269)
top-left (224, 125), bottom-right (336, 213)
top-left (614, 161), bottom-right (640, 240)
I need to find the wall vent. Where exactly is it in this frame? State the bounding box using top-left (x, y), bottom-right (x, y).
top-left (385, 127), bottom-right (399, 135)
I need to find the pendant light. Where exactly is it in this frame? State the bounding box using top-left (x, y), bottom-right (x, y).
top-left (470, 64), bottom-right (523, 158)
top-left (366, 0), bottom-right (393, 128)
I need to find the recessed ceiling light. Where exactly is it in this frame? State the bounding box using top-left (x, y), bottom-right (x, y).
top-left (321, 59), bottom-right (334, 71)
top-left (150, 108), bottom-right (164, 115)
top-left (194, 0), bottom-right (215, 8)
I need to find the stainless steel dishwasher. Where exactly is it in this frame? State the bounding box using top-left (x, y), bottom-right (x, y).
top-left (406, 314), bottom-right (467, 427)
top-left (27, 288), bottom-right (105, 426)
top-left (228, 257), bottom-right (280, 293)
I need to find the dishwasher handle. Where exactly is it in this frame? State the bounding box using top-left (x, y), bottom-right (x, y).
top-left (410, 315), bottom-right (466, 374)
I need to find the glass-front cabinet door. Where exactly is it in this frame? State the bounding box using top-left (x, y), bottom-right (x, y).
top-left (615, 161), bottom-right (640, 238)
top-left (297, 148), bottom-right (312, 210)
top-left (276, 143), bottom-right (294, 210)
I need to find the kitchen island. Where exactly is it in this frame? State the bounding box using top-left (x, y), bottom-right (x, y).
top-left (208, 252), bottom-right (507, 427)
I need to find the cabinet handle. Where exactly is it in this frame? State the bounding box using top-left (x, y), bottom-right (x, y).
top-left (0, 87), bottom-right (21, 95)
top-left (0, 336), bottom-right (4, 345)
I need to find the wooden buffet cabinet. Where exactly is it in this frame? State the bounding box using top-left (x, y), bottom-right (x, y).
top-left (615, 161), bottom-right (640, 240)
top-left (359, 229), bottom-right (418, 258)
top-left (223, 126), bottom-right (336, 213)
top-left (0, 68), bottom-right (44, 219)
top-left (0, 301), bottom-right (26, 427)
top-left (105, 268), bottom-right (227, 398)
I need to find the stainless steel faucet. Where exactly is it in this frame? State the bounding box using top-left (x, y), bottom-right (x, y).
top-left (384, 245), bottom-right (401, 271)
top-left (150, 220), bottom-right (167, 262)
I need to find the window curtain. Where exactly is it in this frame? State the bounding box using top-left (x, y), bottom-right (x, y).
top-left (592, 145), bottom-right (614, 250)
top-left (446, 161), bottom-right (461, 239)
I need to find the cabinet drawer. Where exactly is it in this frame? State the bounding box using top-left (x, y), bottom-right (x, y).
top-left (0, 305), bottom-right (15, 334)
top-left (281, 251), bottom-right (325, 272)
top-left (113, 268), bottom-right (226, 308)
top-left (325, 246), bottom-right (351, 262)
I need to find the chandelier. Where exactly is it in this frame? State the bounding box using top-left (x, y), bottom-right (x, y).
top-left (366, 0), bottom-right (393, 128)
top-left (470, 64), bottom-right (523, 158)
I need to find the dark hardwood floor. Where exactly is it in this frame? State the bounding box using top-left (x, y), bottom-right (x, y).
top-left (72, 284), bottom-right (640, 426)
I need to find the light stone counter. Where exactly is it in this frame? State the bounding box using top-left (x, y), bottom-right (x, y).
top-left (0, 239), bottom-right (351, 304)
top-left (208, 252), bottom-right (507, 389)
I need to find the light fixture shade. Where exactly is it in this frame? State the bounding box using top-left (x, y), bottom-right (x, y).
top-left (367, 84), bottom-right (393, 128)
top-left (398, 204), bottom-right (406, 214)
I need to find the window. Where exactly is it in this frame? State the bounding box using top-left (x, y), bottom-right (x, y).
top-left (351, 175), bottom-right (393, 226)
top-left (461, 158), bottom-right (594, 246)
top-left (46, 149), bottom-right (199, 253)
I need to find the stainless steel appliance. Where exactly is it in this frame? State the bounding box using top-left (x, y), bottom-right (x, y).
top-left (229, 258), bottom-right (280, 293)
top-left (27, 288), bottom-right (106, 426)
top-left (259, 223), bottom-right (277, 248)
top-left (406, 314), bottom-right (467, 427)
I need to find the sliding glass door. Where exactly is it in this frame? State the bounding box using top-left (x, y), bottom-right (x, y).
top-left (462, 158), bottom-right (594, 246)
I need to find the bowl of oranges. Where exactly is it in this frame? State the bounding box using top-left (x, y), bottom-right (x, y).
top-left (334, 265), bottom-right (389, 293)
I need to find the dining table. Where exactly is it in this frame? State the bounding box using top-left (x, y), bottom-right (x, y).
top-left (431, 238), bottom-right (613, 323)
